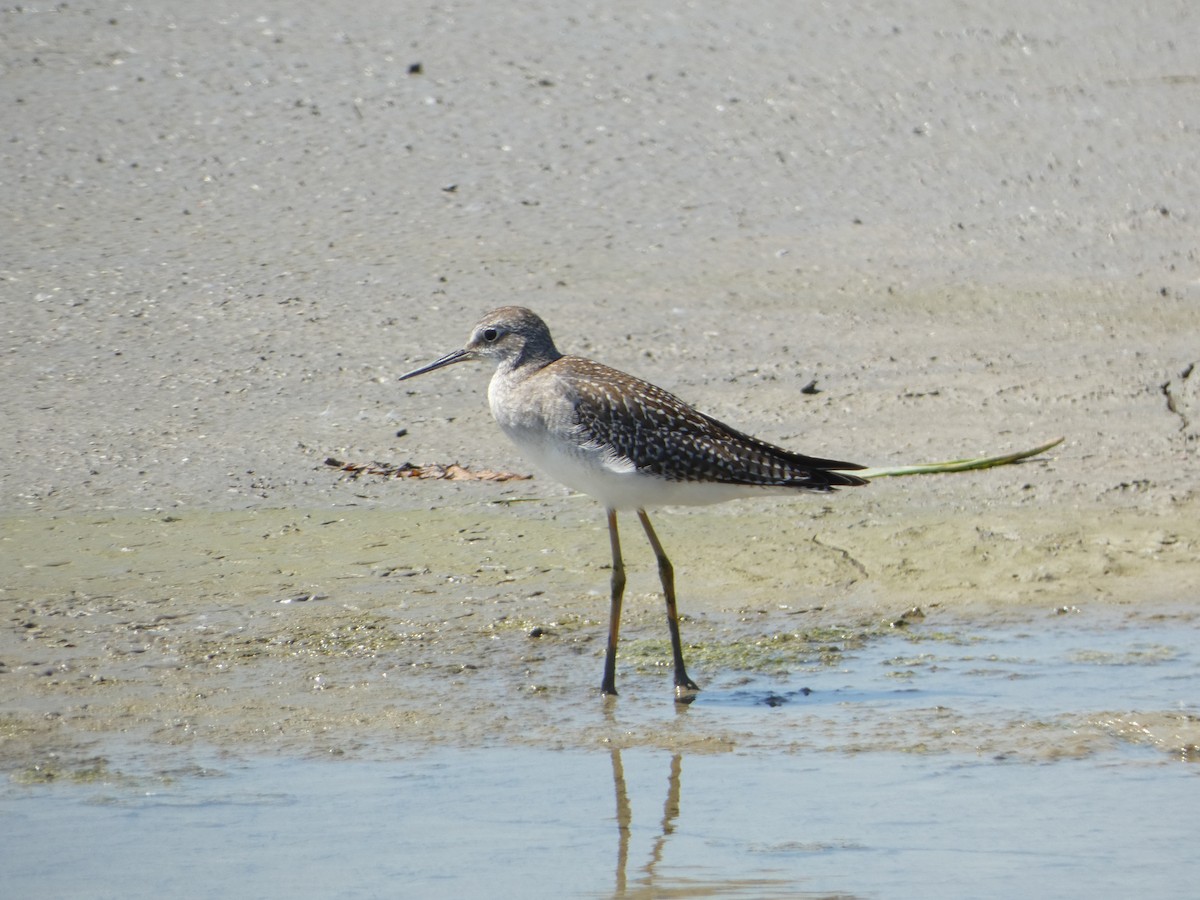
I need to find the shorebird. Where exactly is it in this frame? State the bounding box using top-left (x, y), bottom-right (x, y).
top-left (398, 307), bottom-right (867, 700)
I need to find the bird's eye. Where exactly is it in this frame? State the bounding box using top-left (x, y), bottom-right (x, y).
top-left (482, 328), bottom-right (499, 342)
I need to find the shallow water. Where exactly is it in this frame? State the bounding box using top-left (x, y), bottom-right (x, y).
top-left (3, 617), bottom-right (1197, 899)
top-left (682, 612), bottom-right (1200, 757)
top-left (2, 746), bottom-right (1197, 899)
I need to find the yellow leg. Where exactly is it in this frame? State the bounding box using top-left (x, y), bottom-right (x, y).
top-left (636, 509), bottom-right (700, 699)
top-left (601, 508), bottom-right (624, 696)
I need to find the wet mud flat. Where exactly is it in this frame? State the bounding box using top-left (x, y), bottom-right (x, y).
top-left (2, 500), bottom-right (1197, 771)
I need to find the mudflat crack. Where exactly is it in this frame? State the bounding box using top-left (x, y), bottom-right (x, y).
top-left (1161, 362), bottom-right (1194, 432)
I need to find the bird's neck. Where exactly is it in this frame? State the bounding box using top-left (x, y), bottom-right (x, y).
top-left (503, 347), bottom-right (562, 380)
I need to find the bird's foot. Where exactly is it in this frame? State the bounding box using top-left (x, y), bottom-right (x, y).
top-left (673, 678), bottom-right (700, 705)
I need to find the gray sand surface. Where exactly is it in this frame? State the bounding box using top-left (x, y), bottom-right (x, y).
top-left (2, 1), bottom-right (1198, 770)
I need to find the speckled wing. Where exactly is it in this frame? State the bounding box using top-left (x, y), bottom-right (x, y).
top-left (561, 358), bottom-right (867, 490)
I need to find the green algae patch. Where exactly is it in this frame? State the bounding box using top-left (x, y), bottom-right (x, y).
top-left (619, 625), bottom-right (880, 677)
top-left (12, 759), bottom-right (117, 786)
top-left (1068, 645), bottom-right (1180, 666)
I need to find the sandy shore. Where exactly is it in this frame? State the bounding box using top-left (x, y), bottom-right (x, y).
top-left (2, 1), bottom-right (1198, 773)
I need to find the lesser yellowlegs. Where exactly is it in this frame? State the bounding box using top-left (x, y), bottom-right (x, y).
top-left (398, 307), bottom-right (867, 699)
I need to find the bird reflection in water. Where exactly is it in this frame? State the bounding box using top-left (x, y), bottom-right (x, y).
top-left (609, 748), bottom-right (683, 897)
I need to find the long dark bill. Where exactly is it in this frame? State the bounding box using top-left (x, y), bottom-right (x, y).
top-left (398, 348), bottom-right (473, 381)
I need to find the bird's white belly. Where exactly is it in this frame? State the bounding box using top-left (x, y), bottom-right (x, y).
top-left (499, 421), bottom-right (770, 511)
